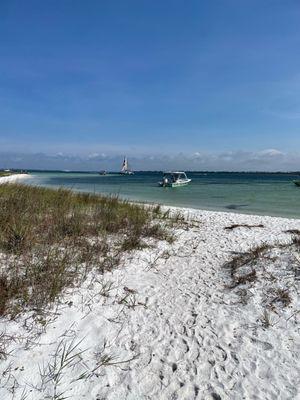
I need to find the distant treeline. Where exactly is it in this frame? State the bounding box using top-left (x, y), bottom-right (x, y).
top-left (12, 169), bottom-right (300, 175)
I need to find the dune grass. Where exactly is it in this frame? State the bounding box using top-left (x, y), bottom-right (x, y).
top-left (0, 183), bottom-right (173, 317)
top-left (0, 171), bottom-right (19, 177)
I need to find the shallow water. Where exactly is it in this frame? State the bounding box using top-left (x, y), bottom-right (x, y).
top-left (27, 171), bottom-right (300, 218)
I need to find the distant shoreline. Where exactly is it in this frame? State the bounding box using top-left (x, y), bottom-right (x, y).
top-left (11, 169), bottom-right (300, 175)
top-left (0, 173), bottom-right (31, 184)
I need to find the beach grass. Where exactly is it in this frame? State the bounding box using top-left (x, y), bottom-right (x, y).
top-left (0, 171), bottom-right (20, 177)
top-left (0, 183), bottom-right (173, 317)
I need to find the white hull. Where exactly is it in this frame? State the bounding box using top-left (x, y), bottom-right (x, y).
top-left (159, 171), bottom-right (191, 188)
top-left (159, 178), bottom-right (191, 187)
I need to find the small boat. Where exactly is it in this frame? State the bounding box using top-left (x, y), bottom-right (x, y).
top-left (120, 157), bottom-right (134, 175)
top-left (293, 180), bottom-right (300, 187)
top-left (159, 171), bottom-right (191, 187)
top-left (98, 170), bottom-right (107, 175)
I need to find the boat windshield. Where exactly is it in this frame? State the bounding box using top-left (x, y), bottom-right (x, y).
top-left (163, 172), bottom-right (187, 182)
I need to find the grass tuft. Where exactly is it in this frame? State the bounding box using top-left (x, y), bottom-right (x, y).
top-left (224, 243), bottom-right (270, 278)
top-left (269, 288), bottom-right (292, 308)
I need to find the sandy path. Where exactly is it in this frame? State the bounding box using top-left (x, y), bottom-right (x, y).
top-left (0, 208), bottom-right (299, 399)
top-left (81, 210), bottom-right (299, 399)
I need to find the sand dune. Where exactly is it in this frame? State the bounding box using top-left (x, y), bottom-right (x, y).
top-left (0, 208), bottom-right (299, 399)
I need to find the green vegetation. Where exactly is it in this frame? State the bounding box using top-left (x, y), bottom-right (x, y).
top-left (0, 184), bottom-right (173, 317)
top-left (0, 171), bottom-right (17, 177)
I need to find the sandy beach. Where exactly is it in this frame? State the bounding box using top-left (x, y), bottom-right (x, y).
top-left (0, 202), bottom-right (299, 400)
top-left (0, 174), bottom-right (31, 184)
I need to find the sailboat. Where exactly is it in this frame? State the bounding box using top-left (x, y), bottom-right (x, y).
top-left (120, 156), bottom-right (134, 175)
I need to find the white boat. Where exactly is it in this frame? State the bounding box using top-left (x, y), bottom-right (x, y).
top-left (120, 157), bottom-right (134, 175)
top-left (159, 171), bottom-right (191, 187)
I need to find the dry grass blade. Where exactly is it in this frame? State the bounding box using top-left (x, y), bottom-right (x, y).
top-left (36, 338), bottom-right (86, 400)
top-left (224, 223), bottom-right (264, 230)
top-left (284, 229), bottom-right (300, 235)
top-left (228, 270), bottom-right (257, 289)
top-left (224, 244), bottom-right (270, 276)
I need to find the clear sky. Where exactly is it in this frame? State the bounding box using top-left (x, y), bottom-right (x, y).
top-left (1, 0), bottom-right (300, 170)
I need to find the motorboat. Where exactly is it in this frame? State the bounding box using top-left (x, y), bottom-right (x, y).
top-left (159, 171), bottom-right (191, 187)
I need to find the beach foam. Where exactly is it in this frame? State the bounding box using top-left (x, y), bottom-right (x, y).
top-left (0, 207), bottom-right (299, 399)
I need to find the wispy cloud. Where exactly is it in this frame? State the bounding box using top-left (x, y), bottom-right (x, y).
top-left (0, 149), bottom-right (299, 172)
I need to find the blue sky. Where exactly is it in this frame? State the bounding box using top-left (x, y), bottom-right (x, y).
top-left (1, 0), bottom-right (300, 170)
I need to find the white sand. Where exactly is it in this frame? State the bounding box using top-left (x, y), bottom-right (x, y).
top-left (0, 173), bottom-right (31, 184)
top-left (0, 208), bottom-right (299, 399)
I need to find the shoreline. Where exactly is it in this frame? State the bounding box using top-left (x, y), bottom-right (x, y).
top-left (1, 175), bottom-right (299, 220)
top-left (134, 200), bottom-right (300, 222)
top-left (0, 173), bottom-right (31, 184)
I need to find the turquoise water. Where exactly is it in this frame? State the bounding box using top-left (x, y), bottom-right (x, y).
top-left (27, 171), bottom-right (300, 219)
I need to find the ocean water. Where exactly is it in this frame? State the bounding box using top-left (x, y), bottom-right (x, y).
top-left (27, 171), bottom-right (300, 219)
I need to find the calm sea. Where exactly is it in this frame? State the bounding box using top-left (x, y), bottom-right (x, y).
top-left (27, 171), bottom-right (300, 219)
